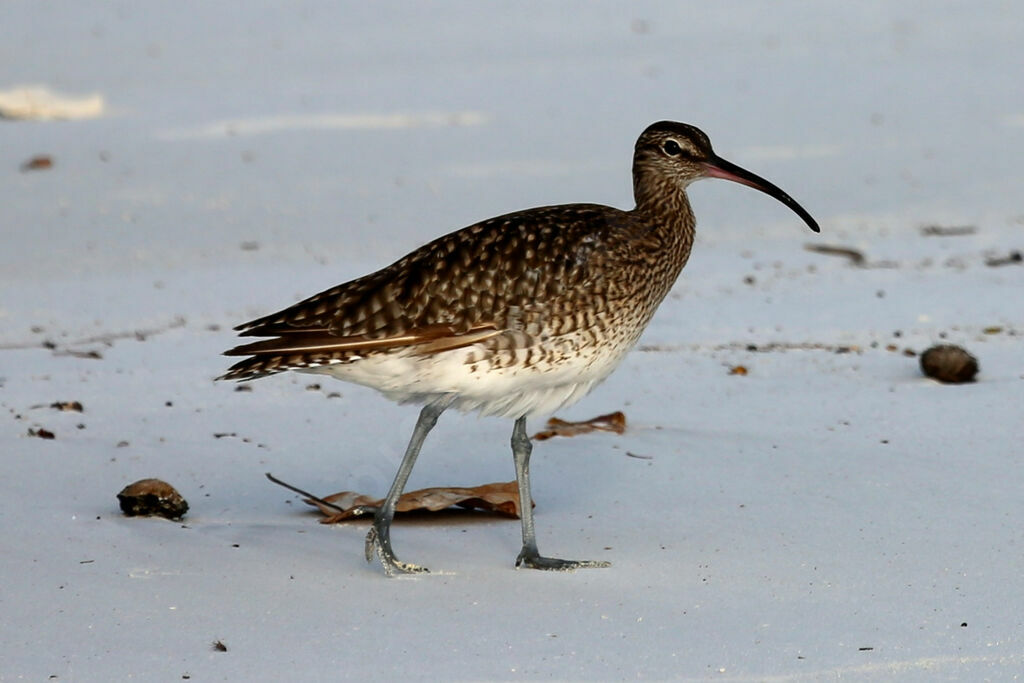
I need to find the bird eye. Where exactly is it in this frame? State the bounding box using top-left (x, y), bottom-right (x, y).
top-left (662, 140), bottom-right (682, 156)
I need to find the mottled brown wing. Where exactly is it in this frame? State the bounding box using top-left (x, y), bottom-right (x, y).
top-left (222, 203), bottom-right (630, 379)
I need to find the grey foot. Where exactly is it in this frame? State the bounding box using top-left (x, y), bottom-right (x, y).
top-left (515, 549), bottom-right (611, 571)
top-left (364, 526), bottom-right (429, 576)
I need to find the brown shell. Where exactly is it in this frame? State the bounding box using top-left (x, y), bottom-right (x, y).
top-left (117, 479), bottom-right (189, 520)
top-left (920, 345), bottom-right (979, 384)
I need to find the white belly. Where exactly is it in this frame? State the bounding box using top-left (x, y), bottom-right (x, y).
top-left (305, 335), bottom-right (632, 419)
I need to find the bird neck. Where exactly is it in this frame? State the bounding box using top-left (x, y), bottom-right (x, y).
top-left (632, 166), bottom-right (697, 250)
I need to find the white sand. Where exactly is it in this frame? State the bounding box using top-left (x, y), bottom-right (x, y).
top-left (3, 2), bottom-right (1022, 679)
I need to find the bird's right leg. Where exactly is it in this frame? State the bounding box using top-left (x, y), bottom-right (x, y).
top-left (510, 416), bottom-right (611, 571)
top-left (365, 401), bottom-right (447, 576)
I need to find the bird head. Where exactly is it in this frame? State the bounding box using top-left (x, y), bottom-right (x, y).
top-left (634, 121), bottom-right (820, 233)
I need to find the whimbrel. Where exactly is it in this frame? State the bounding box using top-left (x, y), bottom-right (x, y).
top-left (221, 121), bottom-right (820, 575)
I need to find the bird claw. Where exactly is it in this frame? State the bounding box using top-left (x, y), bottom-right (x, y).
top-left (365, 525), bottom-right (429, 576)
top-left (515, 549), bottom-right (611, 571)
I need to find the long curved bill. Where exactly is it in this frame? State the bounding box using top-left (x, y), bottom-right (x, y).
top-left (705, 156), bottom-right (820, 233)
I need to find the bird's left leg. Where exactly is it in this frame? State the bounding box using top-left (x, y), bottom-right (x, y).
top-left (365, 400), bottom-right (448, 576)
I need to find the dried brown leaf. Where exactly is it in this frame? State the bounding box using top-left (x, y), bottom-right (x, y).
top-left (21, 155), bottom-right (53, 172)
top-left (52, 349), bottom-right (103, 359)
top-left (804, 243), bottom-right (866, 266)
top-left (532, 411), bottom-right (626, 441)
top-left (307, 481), bottom-right (525, 523)
top-left (920, 224), bottom-right (977, 237)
